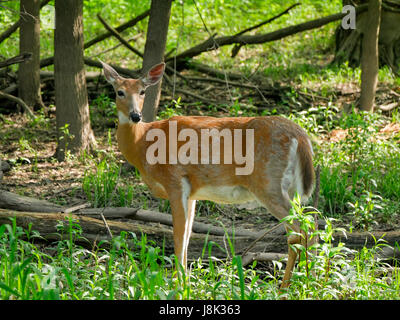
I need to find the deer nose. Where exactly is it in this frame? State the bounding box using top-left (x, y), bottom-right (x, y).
top-left (129, 112), bottom-right (142, 123)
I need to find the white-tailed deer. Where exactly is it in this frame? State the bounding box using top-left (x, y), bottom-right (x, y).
top-left (101, 61), bottom-right (315, 288)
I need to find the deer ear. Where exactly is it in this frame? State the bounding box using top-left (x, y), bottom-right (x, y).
top-left (100, 60), bottom-right (121, 85)
top-left (141, 62), bottom-right (165, 88)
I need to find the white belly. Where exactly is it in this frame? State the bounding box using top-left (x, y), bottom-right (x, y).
top-left (191, 185), bottom-right (255, 204)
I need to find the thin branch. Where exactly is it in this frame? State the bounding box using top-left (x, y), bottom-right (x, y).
top-left (242, 252), bottom-right (287, 267)
top-left (233, 2), bottom-right (301, 37)
top-left (240, 223), bottom-right (284, 257)
top-left (0, 52), bottom-right (32, 69)
top-left (0, 0), bottom-right (51, 45)
top-left (168, 4), bottom-right (368, 63)
top-left (84, 9), bottom-right (150, 49)
top-left (84, 57), bottom-right (140, 78)
top-left (97, 14), bottom-right (143, 58)
top-left (89, 34), bottom-right (142, 58)
top-left (40, 56), bottom-right (140, 79)
top-left (99, 211), bottom-right (113, 239)
top-left (173, 88), bottom-right (222, 105)
top-left (0, 90), bottom-right (36, 119)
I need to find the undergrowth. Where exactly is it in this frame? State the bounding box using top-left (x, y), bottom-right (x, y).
top-left (1, 197), bottom-right (399, 300)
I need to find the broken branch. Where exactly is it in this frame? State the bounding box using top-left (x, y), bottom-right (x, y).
top-left (84, 9), bottom-right (150, 50)
top-left (97, 14), bottom-right (144, 59)
top-left (168, 4), bottom-right (368, 63)
top-left (0, 52), bottom-right (32, 69)
top-left (0, 91), bottom-right (35, 119)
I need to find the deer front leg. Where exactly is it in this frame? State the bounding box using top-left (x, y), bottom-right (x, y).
top-left (183, 199), bottom-right (196, 266)
top-left (169, 178), bottom-right (195, 270)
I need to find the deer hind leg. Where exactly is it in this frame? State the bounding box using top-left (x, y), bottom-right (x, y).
top-left (266, 200), bottom-right (301, 289)
top-left (252, 188), bottom-right (301, 289)
top-left (280, 232), bottom-right (301, 289)
top-left (169, 177), bottom-right (195, 271)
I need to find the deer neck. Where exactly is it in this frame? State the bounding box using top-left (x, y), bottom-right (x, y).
top-left (116, 119), bottom-right (150, 170)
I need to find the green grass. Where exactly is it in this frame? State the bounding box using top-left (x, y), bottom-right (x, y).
top-left (1, 198), bottom-right (400, 300)
top-left (281, 106), bottom-right (400, 226)
top-left (1, 0), bottom-right (343, 72)
top-left (75, 101), bottom-right (400, 300)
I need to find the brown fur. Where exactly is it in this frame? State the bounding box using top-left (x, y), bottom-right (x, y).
top-left (102, 62), bottom-right (315, 289)
top-left (297, 136), bottom-right (315, 198)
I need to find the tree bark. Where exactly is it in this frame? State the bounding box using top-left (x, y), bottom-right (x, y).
top-left (0, 0), bottom-right (51, 45)
top-left (0, 53), bottom-right (32, 69)
top-left (335, 0), bottom-right (400, 75)
top-left (359, 0), bottom-right (382, 111)
top-left (141, 0), bottom-right (173, 122)
top-left (80, 208), bottom-right (258, 238)
top-left (40, 56), bottom-right (140, 78)
top-left (54, 0), bottom-right (95, 161)
top-left (18, 0), bottom-right (44, 113)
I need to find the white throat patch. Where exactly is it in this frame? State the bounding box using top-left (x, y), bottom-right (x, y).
top-left (118, 111), bottom-right (130, 124)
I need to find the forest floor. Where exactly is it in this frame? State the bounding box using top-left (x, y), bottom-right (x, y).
top-left (1, 70), bottom-right (400, 237)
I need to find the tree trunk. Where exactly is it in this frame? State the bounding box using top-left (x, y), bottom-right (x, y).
top-left (141, 0), bottom-right (173, 122)
top-left (54, 0), bottom-right (95, 161)
top-left (18, 0), bottom-right (44, 113)
top-left (335, 0), bottom-right (400, 75)
top-left (359, 0), bottom-right (382, 111)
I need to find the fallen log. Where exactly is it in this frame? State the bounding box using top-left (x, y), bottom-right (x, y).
top-left (79, 207), bottom-right (258, 238)
top-left (0, 190), bottom-right (258, 238)
top-left (1, 207), bottom-right (398, 262)
top-left (232, 3), bottom-right (301, 38)
top-left (230, 2), bottom-right (301, 57)
top-left (0, 190), bottom-right (63, 213)
top-left (40, 70), bottom-right (102, 81)
top-left (0, 191), bottom-right (399, 261)
top-left (0, 209), bottom-right (283, 259)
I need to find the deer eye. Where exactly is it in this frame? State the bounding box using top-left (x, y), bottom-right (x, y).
top-left (139, 89), bottom-right (145, 96)
top-left (117, 90), bottom-right (125, 98)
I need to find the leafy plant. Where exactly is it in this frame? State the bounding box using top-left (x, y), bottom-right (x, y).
top-left (347, 191), bottom-right (383, 231)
